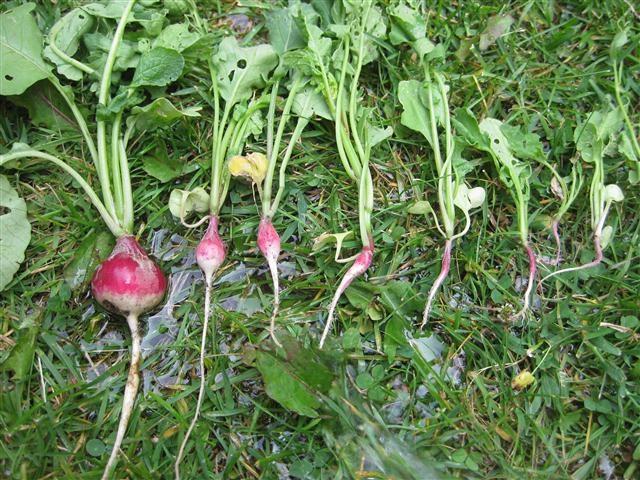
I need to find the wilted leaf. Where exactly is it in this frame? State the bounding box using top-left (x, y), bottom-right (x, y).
top-left (479, 14), bottom-right (514, 51)
top-left (168, 188), bottom-right (209, 218)
top-left (1, 309), bottom-right (42, 380)
top-left (127, 97), bottom-right (201, 132)
top-left (0, 3), bottom-right (51, 95)
top-left (0, 176), bottom-right (32, 291)
top-left (64, 231), bottom-right (114, 290)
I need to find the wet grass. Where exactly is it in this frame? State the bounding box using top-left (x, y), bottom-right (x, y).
top-left (1, 0), bottom-right (640, 479)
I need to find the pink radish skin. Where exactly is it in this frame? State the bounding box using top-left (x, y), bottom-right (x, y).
top-left (257, 218), bottom-right (282, 346)
top-left (320, 245), bottom-right (374, 349)
top-left (195, 216), bottom-right (226, 284)
top-left (420, 239), bottom-right (452, 329)
top-left (540, 219), bottom-right (562, 267)
top-left (512, 244), bottom-right (537, 320)
top-left (91, 235), bottom-right (166, 480)
top-left (175, 215), bottom-right (226, 480)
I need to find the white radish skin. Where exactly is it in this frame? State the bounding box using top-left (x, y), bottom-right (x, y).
top-left (539, 232), bottom-right (603, 287)
top-left (175, 216), bottom-right (225, 480)
top-left (101, 314), bottom-right (141, 480)
top-left (420, 239), bottom-right (452, 329)
top-left (320, 246), bottom-right (374, 349)
top-left (257, 218), bottom-right (281, 347)
top-left (512, 244), bottom-right (537, 320)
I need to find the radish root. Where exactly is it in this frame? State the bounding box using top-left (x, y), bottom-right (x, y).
top-left (174, 278), bottom-right (212, 480)
top-left (541, 219), bottom-right (562, 267)
top-left (539, 233), bottom-right (603, 287)
top-left (420, 239), bottom-right (452, 330)
top-left (511, 244), bottom-right (537, 320)
top-left (101, 313), bottom-right (141, 480)
top-left (266, 256), bottom-right (281, 347)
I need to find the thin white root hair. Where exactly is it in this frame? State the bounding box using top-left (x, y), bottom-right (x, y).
top-left (319, 273), bottom-right (353, 349)
top-left (267, 256), bottom-right (282, 348)
top-left (511, 245), bottom-right (537, 321)
top-left (174, 279), bottom-right (212, 480)
top-left (101, 314), bottom-right (141, 480)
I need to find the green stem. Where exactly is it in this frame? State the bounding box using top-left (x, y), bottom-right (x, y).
top-left (111, 115), bottom-right (124, 220)
top-left (0, 150), bottom-right (124, 237)
top-left (48, 29), bottom-right (95, 75)
top-left (96, 0), bottom-right (137, 221)
top-left (48, 77), bottom-right (99, 168)
top-left (613, 61), bottom-right (640, 162)
top-left (335, 38), bottom-right (358, 181)
top-left (435, 73), bottom-right (456, 233)
top-left (263, 79), bottom-right (301, 216)
top-left (118, 139), bottom-right (134, 232)
top-left (269, 117), bottom-right (309, 218)
top-left (266, 81), bottom-right (279, 162)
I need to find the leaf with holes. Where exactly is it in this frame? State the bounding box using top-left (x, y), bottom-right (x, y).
top-left (0, 175), bottom-right (32, 291)
top-left (0, 3), bottom-right (51, 95)
top-left (43, 8), bottom-right (95, 81)
top-left (211, 37), bottom-right (278, 107)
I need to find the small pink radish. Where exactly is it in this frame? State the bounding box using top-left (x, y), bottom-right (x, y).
top-left (257, 217), bottom-right (282, 346)
top-left (91, 235), bottom-right (167, 480)
top-left (320, 245), bottom-right (374, 349)
top-left (420, 239), bottom-right (452, 328)
top-left (175, 215), bottom-right (226, 480)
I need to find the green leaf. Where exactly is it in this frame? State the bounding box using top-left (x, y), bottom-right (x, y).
top-left (142, 141), bottom-right (186, 183)
top-left (479, 118), bottom-right (529, 191)
top-left (344, 283), bottom-right (377, 310)
top-left (379, 281), bottom-right (421, 319)
top-left (255, 347), bottom-right (329, 417)
top-left (452, 108), bottom-right (490, 150)
top-left (84, 33), bottom-right (140, 73)
top-left (0, 175), bottom-right (32, 291)
top-left (82, 1), bottom-right (166, 35)
top-left (1, 309), bottom-right (41, 380)
top-left (43, 8), bottom-right (95, 81)
top-left (153, 23), bottom-right (201, 52)
top-left (367, 125), bottom-right (393, 148)
top-left (8, 80), bottom-right (76, 131)
top-left (212, 37), bottom-right (278, 107)
top-left (610, 29), bottom-right (629, 60)
top-left (407, 200), bottom-right (433, 215)
top-left (127, 97), bottom-right (201, 132)
top-left (388, 2), bottom-right (427, 45)
top-left (0, 3), bottom-right (51, 95)
top-left (293, 86), bottom-right (332, 120)
top-left (398, 79), bottom-right (445, 148)
top-left (64, 231), bottom-right (114, 291)
top-left (265, 7), bottom-right (305, 54)
top-left (500, 124), bottom-right (544, 160)
top-left (131, 47), bottom-right (185, 88)
top-left (384, 314), bottom-right (408, 360)
top-left (479, 14), bottom-right (514, 51)
top-left (86, 439), bottom-right (106, 457)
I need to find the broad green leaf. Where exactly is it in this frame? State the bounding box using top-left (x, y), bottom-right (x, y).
top-left (265, 7), bottom-right (305, 54)
top-left (64, 231), bottom-right (114, 291)
top-left (452, 108), bottom-right (490, 149)
top-left (255, 350), bottom-right (323, 417)
top-left (84, 33), bottom-right (140, 73)
top-left (398, 79), bottom-right (445, 148)
top-left (384, 314), bottom-right (408, 361)
top-left (0, 3), bottom-right (51, 95)
top-left (293, 86), bottom-right (332, 120)
top-left (367, 125), bottom-right (393, 148)
top-left (500, 124), bottom-right (544, 160)
top-left (479, 14), bottom-right (514, 51)
top-left (379, 281), bottom-right (421, 319)
top-left (1, 309), bottom-right (41, 380)
top-left (153, 23), bottom-right (200, 52)
top-left (407, 200), bottom-right (433, 215)
top-left (8, 80), bottom-right (76, 131)
top-left (0, 175), bottom-right (32, 291)
top-left (82, 1), bottom-right (166, 35)
top-left (212, 37), bottom-right (278, 107)
top-left (344, 283), bottom-right (377, 310)
top-left (142, 141), bottom-right (186, 183)
top-left (43, 8), bottom-right (95, 81)
top-left (388, 2), bottom-right (426, 45)
top-left (610, 29), bottom-right (629, 60)
top-left (127, 97), bottom-right (201, 132)
top-left (131, 47), bottom-right (185, 88)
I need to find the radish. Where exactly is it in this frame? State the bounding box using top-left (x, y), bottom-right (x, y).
top-left (398, 68), bottom-right (485, 328)
top-left (172, 36), bottom-right (278, 478)
top-left (540, 110), bottom-right (624, 285)
top-left (0, 1), bottom-right (182, 477)
top-left (297, 0), bottom-right (387, 347)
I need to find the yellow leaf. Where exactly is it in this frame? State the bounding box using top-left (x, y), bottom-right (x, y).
top-left (511, 370), bottom-right (535, 390)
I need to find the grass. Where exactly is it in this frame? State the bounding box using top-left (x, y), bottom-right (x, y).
top-left (1, 0), bottom-right (639, 479)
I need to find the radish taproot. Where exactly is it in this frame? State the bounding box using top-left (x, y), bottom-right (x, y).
top-left (172, 36), bottom-right (278, 478)
top-left (0, 0), bottom-right (208, 476)
top-left (540, 111), bottom-right (624, 285)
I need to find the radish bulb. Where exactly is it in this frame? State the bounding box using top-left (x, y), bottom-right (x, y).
top-left (319, 245), bottom-right (374, 349)
top-left (91, 235), bottom-right (167, 480)
top-left (174, 215), bottom-right (225, 480)
top-left (257, 218), bottom-right (282, 346)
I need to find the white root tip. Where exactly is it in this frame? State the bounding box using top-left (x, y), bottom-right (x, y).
top-left (175, 281), bottom-right (213, 480)
top-left (511, 245), bottom-right (537, 321)
top-left (420, 240), bottom-right (452, 330)
top-left (101, 314), bottom-right (141, 480)
top-left (267, 257), bottom-right (282, 348)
